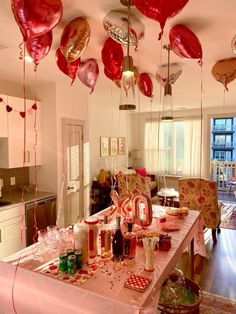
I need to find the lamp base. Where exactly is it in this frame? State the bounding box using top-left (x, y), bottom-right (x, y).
top-left (120, 0), bottom-right (134, 6)
top-left (119, 104), bottom-right (136, 110)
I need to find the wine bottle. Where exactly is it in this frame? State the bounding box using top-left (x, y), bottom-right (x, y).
top-left (100, 215), bottom-right (111, 257)
top-left (123, 222), bottom-right (136, 260)
top-left (112, 215), bottom-right (123, 259)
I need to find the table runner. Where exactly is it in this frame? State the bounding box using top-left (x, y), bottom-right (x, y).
top-left (0, 207), bottom-right (202, 314)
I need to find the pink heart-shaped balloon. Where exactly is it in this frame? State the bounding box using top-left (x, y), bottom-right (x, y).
top-left (77, 59), bottom-right (99, 93)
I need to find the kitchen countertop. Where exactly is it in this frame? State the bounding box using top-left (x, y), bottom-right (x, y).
top-left (0, 190), bottom-right (56, 207)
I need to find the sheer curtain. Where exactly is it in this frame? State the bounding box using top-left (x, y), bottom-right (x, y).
top-left (144, 120), bottom-right (160, 173)
top-left (183, 118), bottom-right (202, 177)
top-left (144, 118), bottom-right (202, 177)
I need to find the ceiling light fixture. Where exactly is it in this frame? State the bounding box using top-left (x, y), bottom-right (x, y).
top-left (25, 55), bottom-right (33, 63)
top-left (119, 0), bottom-right (136, 111)
top-left (162, 45), bottom-right (173, 121)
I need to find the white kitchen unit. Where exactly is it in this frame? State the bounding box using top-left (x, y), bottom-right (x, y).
top-left (0, 94), bottom-right (8, 137)
top-left (0, 203), bottom-right (26, 259)
top-left (0, 95), bottom-right (42, 168)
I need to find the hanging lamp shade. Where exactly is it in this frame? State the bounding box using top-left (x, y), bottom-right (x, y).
top-left (161, 45), bottom-right (173, 120)
top-left (119, 0), bottom-right (136, 110)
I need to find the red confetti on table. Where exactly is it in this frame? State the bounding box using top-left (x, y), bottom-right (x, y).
top-left (124, 274), bottom-right (151, 292)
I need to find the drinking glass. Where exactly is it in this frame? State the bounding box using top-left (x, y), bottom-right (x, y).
top-left (35, 229), bottom-right (49, 261)
top-left (143, 236), bottom-right (158, 272)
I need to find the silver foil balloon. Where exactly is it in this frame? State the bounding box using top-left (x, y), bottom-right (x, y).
top-left (103, 9), bottom-right (145, 47)
top-left (232, 34), bottom-right (236, 55)
top-left (156, 63), bottom-right (182, 87)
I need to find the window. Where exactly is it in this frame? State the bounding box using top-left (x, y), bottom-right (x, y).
top-left (144, 118), bottom-right (201, 176)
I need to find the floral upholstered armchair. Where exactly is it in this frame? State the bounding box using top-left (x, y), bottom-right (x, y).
top-left (178, 178), bottom-right (221, 244)
top-left (116, 173), bottom-right (151, 199)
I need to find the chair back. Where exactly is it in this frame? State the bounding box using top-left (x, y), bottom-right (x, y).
top-left (178, 178), bottom-right (221, 229)
top-left (116, 173), bottom-right (151, 199)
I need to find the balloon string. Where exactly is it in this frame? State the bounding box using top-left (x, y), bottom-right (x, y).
top-left (33, 70), bottom-right (39, 243)
top-left (222, 88), bottom-right (226, 115)
top-left (12, 40), bottom-right (27, 314)
top-left (200, 61), bottom-right (203, 179)
top-left (18, 42), bottom-right (24, 60)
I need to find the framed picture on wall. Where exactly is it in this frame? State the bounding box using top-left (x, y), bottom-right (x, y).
top-left (109, 137), bottom-right (118, 156)
top-left (118, 137), bottom-right (126, 155)
top-left (100, 136), bottom-right (109, 157)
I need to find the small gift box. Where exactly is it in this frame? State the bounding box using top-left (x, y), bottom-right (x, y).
top-left (124, 274), bottom-right (151, 292)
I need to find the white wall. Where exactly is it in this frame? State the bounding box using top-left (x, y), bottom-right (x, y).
top-left (32, 83), bottom-right (57, 193)
top-left (88, 73), bottom-right (130, 179)
top-left (0, 79), bottom-right (34, 99)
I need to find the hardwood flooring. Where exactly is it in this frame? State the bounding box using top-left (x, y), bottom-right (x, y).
top-left (177, 228), bottom-right (236, 300)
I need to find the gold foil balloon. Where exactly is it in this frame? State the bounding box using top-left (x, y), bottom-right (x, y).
top-left (60, 17), bottom-right (91, 64)
top-left (114, 66), bottom-right (139, 88)
top-left (212, 58), bottom-right (236, 90)
top-left (103, 9), bottom-right (145, 47)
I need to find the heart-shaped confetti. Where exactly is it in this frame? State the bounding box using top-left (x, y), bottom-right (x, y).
top-left (32, 103), bottom-right (37, 110)
top-left (20, 111), bottom-right (26, 118)
top-left (6, 105), bottom-right (12, 112)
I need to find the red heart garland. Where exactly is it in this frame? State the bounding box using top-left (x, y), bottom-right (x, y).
top-left (6, 105), bottom-right (12, 112)
top-left (20, 111), bottom-right (26, 118)
top-left (0, 97), bottom-right (3, 102)
top-left (32, 103), bottom-right (37, 110)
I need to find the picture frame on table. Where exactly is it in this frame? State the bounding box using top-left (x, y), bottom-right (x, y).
top-left (100, 136), bottom-right (109, 157)
top-left (118, 137), bottom-right (126, 155)
top-left (109, 137), bottom-right (118, 156)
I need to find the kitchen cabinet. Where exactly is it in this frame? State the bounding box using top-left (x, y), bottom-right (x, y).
top-left (0, 95), bottom-right (42, 168)
top-left (0, 94), bottom-right (8, 137)
top-left (0, 204), bottom-right (26, 259)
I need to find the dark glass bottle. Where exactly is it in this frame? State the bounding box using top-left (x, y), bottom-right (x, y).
top-left (112, 215), bottom-right (123, 258)
top-left (123, 222), bottom-right (136, 260)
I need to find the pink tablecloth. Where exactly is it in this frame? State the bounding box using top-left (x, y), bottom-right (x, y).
top-left (0, 208), bottom-right (202, 314)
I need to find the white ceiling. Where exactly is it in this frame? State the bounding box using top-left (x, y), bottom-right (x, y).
top-left (0, 0), bottom-right (236, 112)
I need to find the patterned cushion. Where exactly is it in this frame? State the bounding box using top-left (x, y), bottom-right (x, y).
top-left (179, 178), bottom-right (221, 229)
top-left (117, 174), bottom-right (151, 198)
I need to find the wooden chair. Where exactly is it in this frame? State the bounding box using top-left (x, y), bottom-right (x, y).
top-left (178, 178), bottom-right (221, 245)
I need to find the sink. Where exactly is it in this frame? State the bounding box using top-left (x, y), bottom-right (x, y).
top-left (0, 200), bottom-right (12, 207)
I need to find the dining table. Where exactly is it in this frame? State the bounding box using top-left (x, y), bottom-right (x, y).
top-left (0, 205), bottom-right (205, 314)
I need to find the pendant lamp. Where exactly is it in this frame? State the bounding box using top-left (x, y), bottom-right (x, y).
top-left (119, 0), bottom-right (136, 110)
top-left (162, 45), bottom-right (173, 121)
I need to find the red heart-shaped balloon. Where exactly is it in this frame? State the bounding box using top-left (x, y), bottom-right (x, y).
top-left (6, 105), bottom-right (12, 112)
top-left (11, 0), bottom-right (63, 41)
top-left (32, 103), bottom-right (37, 110)
top-left (20, 111), bottom-right (26, 118)
top-left (134, 0), bottom-right (189, 39)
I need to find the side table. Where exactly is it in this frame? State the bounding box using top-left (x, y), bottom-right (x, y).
top-left (157, 189), bottom-right (180, 207)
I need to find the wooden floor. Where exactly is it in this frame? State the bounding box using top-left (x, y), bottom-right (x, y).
top-left (177, 228), bottom-right (236, 300)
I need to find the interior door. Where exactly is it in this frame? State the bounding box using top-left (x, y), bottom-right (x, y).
top-left (63, 121), bottom-right (84, 226)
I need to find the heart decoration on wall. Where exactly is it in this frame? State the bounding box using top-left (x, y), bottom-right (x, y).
top-left (6, 105), bottom-right (13, 112)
